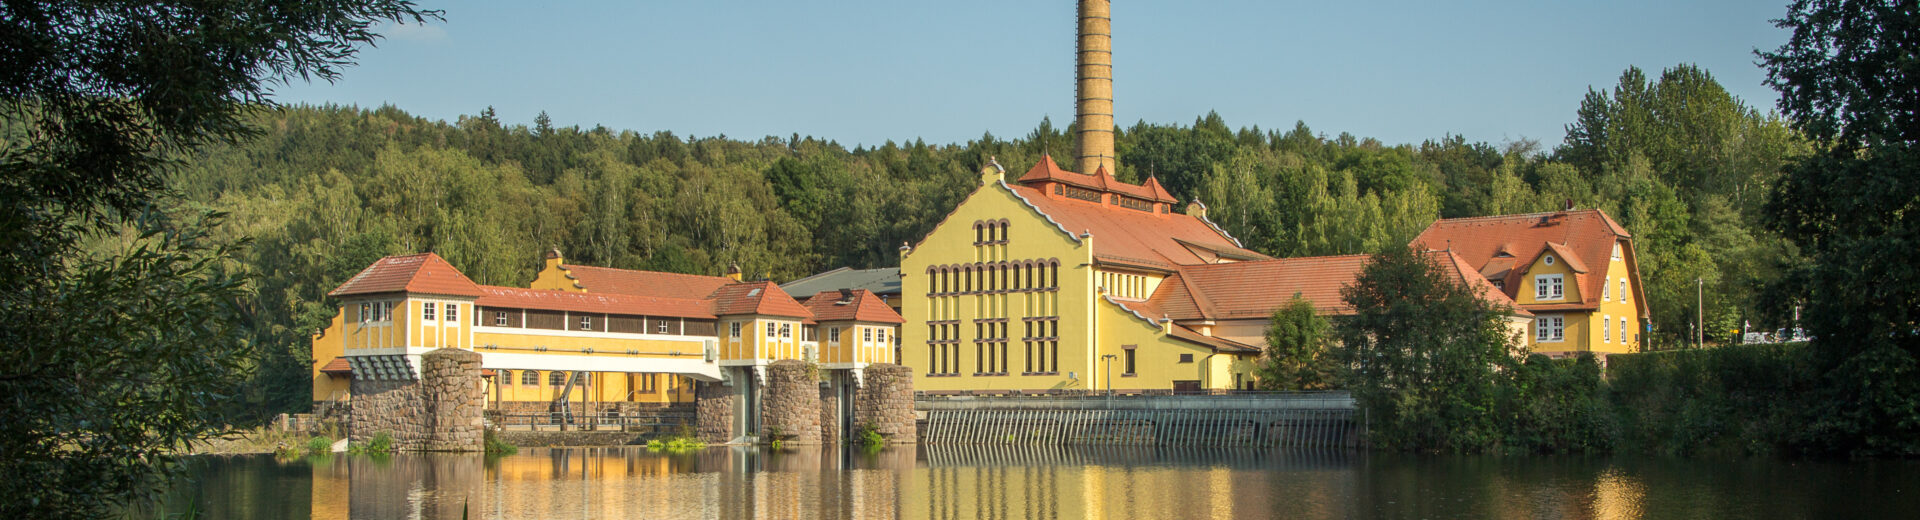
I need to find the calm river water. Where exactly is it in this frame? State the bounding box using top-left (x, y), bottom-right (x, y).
top-left (161, 446), bottom-right (1920, 519)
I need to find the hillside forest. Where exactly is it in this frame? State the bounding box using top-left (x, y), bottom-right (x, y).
top-left (141, 64), bottom-right (1802, 416)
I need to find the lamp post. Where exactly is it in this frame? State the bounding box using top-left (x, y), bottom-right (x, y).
top-left (1697, 277), bottom-right (1705, 349)
top-left (1101, 354), bottom-right (1116, 398)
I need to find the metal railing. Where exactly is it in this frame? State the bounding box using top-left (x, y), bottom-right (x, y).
top-left (488, 411), bottom-right (692, 432)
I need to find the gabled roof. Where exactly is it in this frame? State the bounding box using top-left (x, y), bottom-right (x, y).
top-left (562, 264), bottom-right (736, 300)
top-left (781, 267), bottom-right (902, 298)
top-left (1015, 154), bottom-right (1179, 204)
top-left (474, 285), bottom-right (717, 319)
top-left (328, 253), bottom-right (483, 298)
top-left (802, 289), bottom-right (904, 324)
top-left (318, 357), bottom-right (352, 374)
top-left (1005, 185), bottom-right (1267, 268)
top-left (1148, 254), bottom-right (1372, 319)
top-left (709, 281), bottom-right (812, 319)
top-left (1411, 209), bottom-right (1631, 310)
top-left (1141, 251), bottom-right (1527, 321)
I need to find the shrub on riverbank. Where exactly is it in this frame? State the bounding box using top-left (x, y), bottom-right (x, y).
top-left (348, 432), bottom-right (396, 455)
top-left (1497, 354), bottom-right (1614, 453)
top-left (1606, 343), bottom-right (1818, 456)
top-left (483, 430), bottom-right (518, 455)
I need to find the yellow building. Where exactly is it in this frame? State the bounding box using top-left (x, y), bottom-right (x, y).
top-left (309, 251), bottom-right (903, 414)
top-left (1411, 209), bottom-right (1649, 357)
top-left (898, 161), bottom-right (1530, 394)
top-left (901, 157), bottom-right (1273, 393)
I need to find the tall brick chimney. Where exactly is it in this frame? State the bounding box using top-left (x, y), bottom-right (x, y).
top-left (1076, 0), bottom-right (1117, 175)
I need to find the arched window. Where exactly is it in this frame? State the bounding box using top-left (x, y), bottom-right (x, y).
top-left (522, 370), bottom-right (540, 386)
top-left (964, 265), bottom-right (974, 292)
top-left (999, 219), bottom-right (1011, 242)
top-left (1001, 262), bottom-right (1010, 291)
top-left (549, 371), bottom-right (568, 386)
top-left (1050, 259), bottom-right (1060, 288)
top-left (974, 221), bottom-right (984, 244)
top-left (499, 370), bottom-right (513, 385)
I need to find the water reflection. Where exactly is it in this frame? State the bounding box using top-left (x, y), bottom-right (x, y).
top-left (166, 446), bottom-right (1920, 519)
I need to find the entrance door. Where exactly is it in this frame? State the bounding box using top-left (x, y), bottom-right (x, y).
top-left (1172, 380), bottom-right (1202, 394)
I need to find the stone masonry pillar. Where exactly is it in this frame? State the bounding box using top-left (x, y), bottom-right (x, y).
top-left (853, 363), bottom-right (917, 444)
top-left (762, 360), bottom-right (821, 444)
top-left (695, 379), bottom-right (734, 444)
top-left (347, 348), bottom-right (483, 452)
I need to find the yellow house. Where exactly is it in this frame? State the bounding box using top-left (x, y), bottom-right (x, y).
top-left (310, 251), bottom-right (904, 413)
top-left (1411, 209), bottom-right (1649, 357)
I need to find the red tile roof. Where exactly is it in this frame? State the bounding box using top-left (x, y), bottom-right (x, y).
top-left (328, 253), bottom-right (483, 298)
top-left (318, 356), bottom-right (352, 374)
top-left (562, 264), bottom-right (735, 300)
top-left (1141, 251), bottom-right (1527, 321)
top-left (1411, 209), bottom-right (1631, 312)
top-left (474, 285), bottom-right (717, 319)
top-left (802, 289), bottom-right (904, 324)
top-left (1007, 183), bottom-right (1267, 269)
top-left (1015, 155), bottom-right (1179, 203)
top-left (1148, 254), bottom-right (1374, 319)
top-left (709, 281), bottom-right (812, 319)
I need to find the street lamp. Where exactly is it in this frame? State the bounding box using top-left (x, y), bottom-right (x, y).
top-left (1101, 354), bottom-right (1116, 397)
top-left (1697, 277), bottom-right (1705, 349)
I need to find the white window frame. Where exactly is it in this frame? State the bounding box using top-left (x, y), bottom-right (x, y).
top-left (729, 322), bottom-right (741, 339)
top-left (495, 311), bottom-right (508, 326)
top-left (864, 327), bottom-right (873, 344)
top-left (1619, 278), bottom-right (1628, 302)
top-left (1535, 274), bottom-right (1566, 301)
top-left (1603, 280), bottom-right (1611, 301)
top-left (779, 323), bottom-right (791, 339)
top-left (445, 303), bottom-right (458, 323)
top-left (423, 302), bottom-right (436, 322)
top-left (829, 327), bottom-right (841, 344)
top-left (766, 322), bottom-right (776, 338)
top-left (1544, 254), bottom-right (1556, 266)
top-left (360, 302), bottom-right (372, 323)
top-left (1536, 315), bottom-right (1565, 342)
top-left (1621, 317), bottom-right (1629, 343)
top-left (1603, 315), bottom-right (1611, 343)
top-left (578, 315), bottom-right (593, 331)
top-left (658, 320), bottom-right (670, 334)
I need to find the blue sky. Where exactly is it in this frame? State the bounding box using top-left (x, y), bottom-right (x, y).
top-left (275, 1), bottom-right (1791, 149)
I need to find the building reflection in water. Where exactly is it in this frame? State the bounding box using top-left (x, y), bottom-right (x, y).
top-left (304, 446), bottom-right (1356, 519)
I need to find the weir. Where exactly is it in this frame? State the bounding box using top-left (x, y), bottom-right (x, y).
top-left (916, 392), bottom-right (1361, 448)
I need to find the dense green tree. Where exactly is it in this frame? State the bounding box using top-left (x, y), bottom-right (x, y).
top-left (1759, 0), bottom-right (1920, 456)
top-left (1333, 246), bottom-right (1521, 452)
top-left (1254, 294), bottom-right (1334, 391)
top-left (0, 1), bottom-right (437, 517)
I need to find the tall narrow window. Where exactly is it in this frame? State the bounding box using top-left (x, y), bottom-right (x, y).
top-left (1124, 349), bottom-right (1136, 376)
top-left (445, 304), bottom-right (458, 323)
top-left (730, 322), bottom-right (741, 339)
top-left (361, 303), bottom-right (372, 323)
top-left (1620, 278), bottom-right (1628, 302)
top-left (423, 302), bottom-right (436, 321)
top-left (1603, 315), bottom-right (1612, 343)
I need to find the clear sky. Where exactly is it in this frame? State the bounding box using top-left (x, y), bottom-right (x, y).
top-left (274, 1), bottom-right (1792, 149)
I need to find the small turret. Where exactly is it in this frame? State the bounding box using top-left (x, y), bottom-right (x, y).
top-left (725, 262), bottom-right (743, 282)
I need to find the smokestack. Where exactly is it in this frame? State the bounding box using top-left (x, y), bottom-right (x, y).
top-left (1076, 0), bottom-right (1117, 175)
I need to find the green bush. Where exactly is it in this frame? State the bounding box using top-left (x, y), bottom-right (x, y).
top-left (483, 430), bottom-right (517, 455)
top-left (857, 423), bottom-right (885, 447)
top-left (304, 436), bottom-right (334, 456)
top-left (349, 431), bottom-right (397, 455)
top-left (1605, 343), bottom-right (1818, 455)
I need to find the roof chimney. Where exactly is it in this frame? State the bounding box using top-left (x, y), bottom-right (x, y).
top-left (838, 288), bottom-right (853, 303)
top-left (1075, 0), bottom-right (1117, 176)
top-left (1563, 199), bottom-right (1575, 211)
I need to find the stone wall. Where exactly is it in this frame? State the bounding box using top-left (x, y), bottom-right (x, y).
top-left (854, 363), bottom-right (916, 444)
top-left (695, 380), bottom-right (734, 444)
top-left (347, 349), bottom-right (485, 452)
top-left (762, 360), bottom-right (821, 444)
top-left (818, 378), bottom-right (841, 445)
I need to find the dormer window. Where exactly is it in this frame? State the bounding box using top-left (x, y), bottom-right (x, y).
top-left (1544, 255), bottom-right (1556, 266)
top-left (1613, 243), bottom-right (1623, 260)
top-left (1535, 274), bottom-right (1565, 300)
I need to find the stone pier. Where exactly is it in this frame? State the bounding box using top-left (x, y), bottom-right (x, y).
top-left (694, 379), bottom-right (734, 444)
top-left (347, 348), bottom-right (485, 452)
top-left (762, 360), bottom-right (821, 444)
top-left (853, 364), bottom-right (916, 444)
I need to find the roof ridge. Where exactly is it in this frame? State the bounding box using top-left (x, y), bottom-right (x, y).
top-left (564, 263), bottom-right (732, 280)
